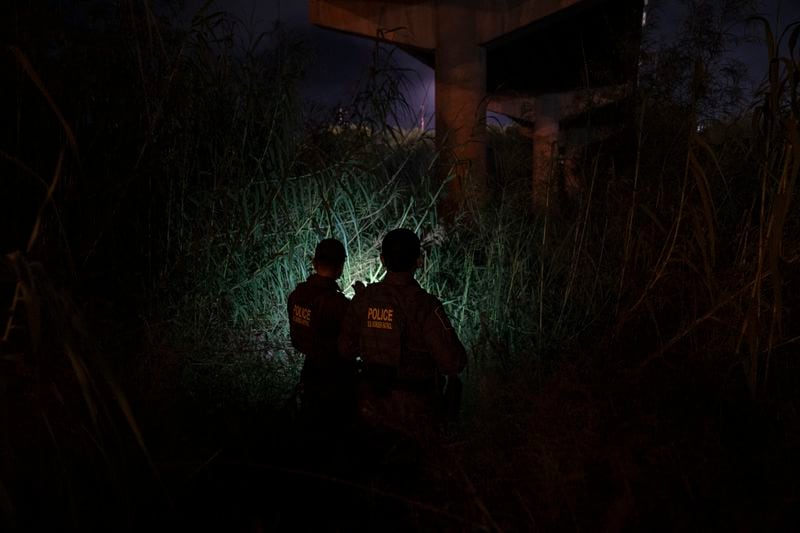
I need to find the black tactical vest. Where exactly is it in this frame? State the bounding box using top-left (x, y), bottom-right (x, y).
top-left (288, 275), bottom-right (343, 366)
top-left (357, 281), bottom-right (437, 380)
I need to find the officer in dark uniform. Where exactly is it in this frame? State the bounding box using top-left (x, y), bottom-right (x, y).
top-left (338, 229), bottom-right (467, 448)
top-left (287, 238), bottom-right (360, 428)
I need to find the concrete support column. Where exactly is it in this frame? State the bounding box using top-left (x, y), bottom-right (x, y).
top-left (562, 144), bottom-right (583, 198)
top-left (532, 95), bottom-right (560, 212)
top-left (435, 0), bottom-right (487, 216)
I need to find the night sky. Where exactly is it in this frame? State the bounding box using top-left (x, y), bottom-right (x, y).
top-left (185, 0), bottom-right (800, 126)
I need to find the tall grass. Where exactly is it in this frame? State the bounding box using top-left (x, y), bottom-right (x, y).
top-left (2, 43), bottom-right (155, 529)
top-left (618, 17), bottom-right (800, 386)
top-left (738, 17), bottom-right (800, 396)
top-left (146, 6), bottom-right (799, 408)
top-left (140, 11), bottom-right (618, 408)
top-left (452, 15), bottom-right (800, 529)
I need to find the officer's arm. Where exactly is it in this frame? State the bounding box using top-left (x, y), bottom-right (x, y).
top-left (424, 301), bottom-right (467, 375)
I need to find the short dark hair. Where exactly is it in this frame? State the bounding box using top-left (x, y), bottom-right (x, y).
top-left (381, 229), bottom-right (420, 272)
top-left (314, 238), bottom-right (346, 266)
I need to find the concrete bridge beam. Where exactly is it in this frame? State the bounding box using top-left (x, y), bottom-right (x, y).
top-left (310, 0), bottom-right (643, 213)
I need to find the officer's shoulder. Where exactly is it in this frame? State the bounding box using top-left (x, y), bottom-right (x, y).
top-left (349, 284), bottom-right (372, 303)
top-left (360, 280), bottom-right (383, 292)
top-left (409, 285), bottom-right (442, 308)
top-left (287, 282), bottom-right (305, 299)
top-left (352, 281), bottom-right (385, 300)
top-left (412, 283), bottom-right (440, 300)
top-left (330, 286), bottom-right (349, 302)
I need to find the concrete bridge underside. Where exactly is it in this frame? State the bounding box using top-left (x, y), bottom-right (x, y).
top-left (309, 0), bottom-right (644, 213)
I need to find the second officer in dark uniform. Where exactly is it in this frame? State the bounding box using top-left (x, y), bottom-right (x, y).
top-left (338, 228), bottom-right (467, 447)
top-left (288, 238), bottom-right (358, 428)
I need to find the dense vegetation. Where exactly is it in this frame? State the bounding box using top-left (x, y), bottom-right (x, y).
top-left (1, 0), bottom-right (798, 530)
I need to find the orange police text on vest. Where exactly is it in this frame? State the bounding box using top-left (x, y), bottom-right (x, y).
top-left (292, 304), bottom-right (311, 327)
top-left (367, 307), bottom-right (393, 330)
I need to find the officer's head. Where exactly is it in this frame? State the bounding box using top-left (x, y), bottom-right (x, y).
top-left (313, 238), bottom-right (346, 279)
top-left (380, 229), bottom-right (420, 273)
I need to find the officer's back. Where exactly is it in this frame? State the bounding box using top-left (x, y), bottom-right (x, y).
top-left (287, 238), bottom-right (355, 428)
top-left (338, 229), bottom-right (466, 442)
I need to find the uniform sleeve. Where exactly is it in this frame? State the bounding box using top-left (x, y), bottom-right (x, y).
top-left (337, 293), bottom-right (361, 361)
top-left (423, 298), bottom-right (467, 375)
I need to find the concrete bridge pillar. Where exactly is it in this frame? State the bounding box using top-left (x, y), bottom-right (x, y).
top-left (434, 0), bottom-right (487, 215)
top-left (310, 0), bottom-right (643, 214)
top-left (532, 95), bottom-right (560, 212)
